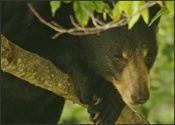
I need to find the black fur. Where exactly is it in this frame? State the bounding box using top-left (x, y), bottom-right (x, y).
top-left (1, 1), bottom-right (159, 124)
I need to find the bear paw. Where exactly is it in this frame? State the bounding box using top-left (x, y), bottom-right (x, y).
top-left (87, 91), bottom-right (125, 124)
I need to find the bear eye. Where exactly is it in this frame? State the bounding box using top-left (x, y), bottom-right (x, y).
top-left (114, 54), bottom-right (123, 62)
top-left (145, 52), bottom-right (157, 69)
top-left (114, 54), bottom-right (127, 72)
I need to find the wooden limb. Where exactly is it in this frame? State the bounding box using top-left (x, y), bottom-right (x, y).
top-left (1, 34), bottom-right (149, 124)
top-left (27, 1), bottom-right (158, 38)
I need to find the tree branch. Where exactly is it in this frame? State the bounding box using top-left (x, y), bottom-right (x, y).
top-left (1, 34), bottom-right (149, 124)
top-left (27, 1), bottom-right (158, 39)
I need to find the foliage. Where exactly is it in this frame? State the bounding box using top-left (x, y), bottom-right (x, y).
top-left (73, 1), bottom-right (112, 26)
top-left (50, 1), bottom-right (173, 29)
top-left (113, 1), bottom-right (149, 29)
top-left (53, 1), bottom-right (174, 124)
top-left (165, 1), bottom-right (174, 16)
top-left (50, 1), bottom-right (61, 17)
top-left (59, 101), bottom-right (91, 124)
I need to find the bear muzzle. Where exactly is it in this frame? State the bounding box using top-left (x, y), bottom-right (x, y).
top-left (131, 92), bottom-right (149, 105)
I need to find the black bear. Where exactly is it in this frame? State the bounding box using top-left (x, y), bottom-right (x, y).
top-left (1, 1), bottom-right (160, 124)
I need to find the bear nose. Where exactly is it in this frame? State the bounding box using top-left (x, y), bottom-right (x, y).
top-left (131, 93), bottom-right (149, 104)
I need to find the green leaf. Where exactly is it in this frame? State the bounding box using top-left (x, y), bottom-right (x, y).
top-left (81, 1), bottom-right (95, 14)
top-left (128, 1), bottom-right (141, 29)
top-left (102, 3), bottom-right (112, 18)
top-left (112, 1), bottom-right (135, 22)
top-left (149, 6), bottom-right (168, 26)
top-left (112, 2), bottom-right (121, 21)
top-left (93, 1), bottom-right (106, 13)
top-left (165, 1), bottom-right (174, 16)
top-left (128, 13), bottom-right (140, 29)
top-left (103, 12), bottom-right (107, 20)
top-left (156, 1), bottom-right (163, 7)
top-left (118, 1), bottom-right (133, 15)
top-left (140, 1), bottom-right (149, 24)
top-left (141, 8), bottom-right (149, 24)
top-left (112, 1), bottom-right (133, 22)
top-left (93, 1), bottom-right (112, 18)
top-left (50, 1), bottom-right (61, 17)
top-left (73, 1), bottom-right (90, 26)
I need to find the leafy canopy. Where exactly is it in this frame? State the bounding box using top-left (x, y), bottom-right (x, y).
top-left (50, 1), bottom-right (174, 29)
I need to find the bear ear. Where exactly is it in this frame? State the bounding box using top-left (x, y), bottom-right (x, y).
top-left (53, 2), bottom-right (74, 29)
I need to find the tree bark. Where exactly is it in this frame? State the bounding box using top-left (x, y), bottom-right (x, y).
top-left (1, 34), bottom-right (149, 124)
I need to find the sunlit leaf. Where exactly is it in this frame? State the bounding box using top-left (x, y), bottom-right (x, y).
top-left (149, 6), bottom-right (168, 26)
top-left (102, 3), bottom-right (112, 18)
top-left (156, 1), bottom-right (163, 7)
top-left (112, 2), bottom-right (121, 21)
top-left (81, 1), bottom-right (95, 13)
top-left (93, 1), bottom-right (106, 13)
top-left (112, 1), bottom-right (134, 22)
top-left (103, 12), bottom-right (107, 20)
top-left (50, 1), bottom-right (61, 17)
top-left (93, 1), bottom-right (112, 19)
top-left (73, 1), bottom-right (90, 26)
top-left (128, 1), bottom-right (141, 29)
top-left (141, 8), bottom-right (149, 24)
top-left (128, 14), bottom-right (140, 29)
top-left (140, 1), bottom-right (149, 24)
top-left (119, 1), bottom-right (132, 15)
top-left (113, 1), bottom-right (142, 29)
top-left (165, 1), bottom-right (174, 16)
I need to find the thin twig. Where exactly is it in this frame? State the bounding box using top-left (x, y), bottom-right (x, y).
top-left (27, 3), bottom-right (65, 33)
top-left (27, 1), bottom-right (158, 39)
top-left (69, 15), bottom-right (82, 30)
top-left (90, 14), bottom-right (100, 27)
top-left (50, 20), bottom-right (65, 30)
top-left (95, 16), bottom-right (106, 26)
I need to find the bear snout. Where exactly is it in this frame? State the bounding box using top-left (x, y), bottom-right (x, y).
top-left (131, 92), bottom-right (149, 105)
